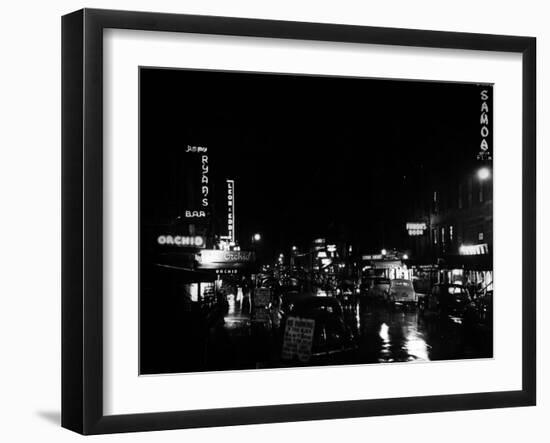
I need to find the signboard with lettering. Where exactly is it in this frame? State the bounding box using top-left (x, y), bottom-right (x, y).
top-left (406, 222), bottom-right (428, 236)
top-left (477, 88), bottom-right (493, 161)
top-left (281, 316), bottom-right (315, 362)
top-left (372, 260), bottom-right (402, 269)
top-left (197, 249), bottom-right (254, 269)
top-left (157, 235), bottom-right (206, 248)
top-left (362, 254), bottom-right (383, 261)
top-left (183, 144), bottom-right (209, 219)
top-left (227, 179), bottom-right (235, 242)
top-left (252, 287), bottom-right (272, 322)
top-left (459, 243), bottom-right (489, 256)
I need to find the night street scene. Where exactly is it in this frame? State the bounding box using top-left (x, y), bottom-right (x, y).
top-left (139, 67), bottom-right (494, 375)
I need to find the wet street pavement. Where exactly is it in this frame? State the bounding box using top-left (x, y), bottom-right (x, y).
top-left (353, 303), bottom-right (492, 364)
top-left (207, 299), bottom-right (493, 371)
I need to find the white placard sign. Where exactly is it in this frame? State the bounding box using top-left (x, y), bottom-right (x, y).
top-left (282, 316), bottom-right (315, 363)
top-left (252, 287), bottom-right (272, 322)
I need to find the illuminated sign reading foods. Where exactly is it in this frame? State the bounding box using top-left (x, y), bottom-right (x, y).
top-left (406, 222), bottom-right (427, 236)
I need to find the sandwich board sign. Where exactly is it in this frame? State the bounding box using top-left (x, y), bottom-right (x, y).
top-left (252, 287), bottom-right (272, 322)
top-left (281, 316), bottom-right (315, 362)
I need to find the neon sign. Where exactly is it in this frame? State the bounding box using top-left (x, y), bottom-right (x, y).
top-left (459, 243), bottom-right (489, 255)
top-left (184, 145), bottom-right (208, 218)
top-left (227, 179), bottom-right (235, 242)
top-left (157, 235), bottom-right (205, 248)
top-left (406, 222), bottom-right (427, 236)
top-left (477, 89), bottom-right (492, 161)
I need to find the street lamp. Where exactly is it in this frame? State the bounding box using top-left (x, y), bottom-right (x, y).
top-left (381, 248), bottom-right (387, 256)
top-left (292, 245), bottom-right (298, 252)
top-left (251, 233), bottom-right (262, 266)
top-left (477, 167), bottom-right (491, 180)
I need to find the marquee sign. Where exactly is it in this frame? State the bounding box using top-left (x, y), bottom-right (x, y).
top-left (459, 243), bottom-right (489, 256)
top-left (197, 249), bottom-right (254, 269)
top-left (362, 254), bottom-right (383, 260)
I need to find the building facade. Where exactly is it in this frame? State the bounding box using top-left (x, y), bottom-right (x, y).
top-left (406, 164), bottom-right (493, 291)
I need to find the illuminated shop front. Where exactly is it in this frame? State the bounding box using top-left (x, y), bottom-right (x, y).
top-left (436, 244), bottom-right (493, 292)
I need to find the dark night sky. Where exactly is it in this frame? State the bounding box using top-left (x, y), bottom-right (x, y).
top-left (140, 67), bottom-right (491, 260)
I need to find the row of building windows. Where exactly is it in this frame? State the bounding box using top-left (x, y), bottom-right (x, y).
top-left (432, 225), bottom-right (486, 247)
top-left (431, 177), bottom-right (491, 214)
top-left (432, 225), bottom-right (454, 246)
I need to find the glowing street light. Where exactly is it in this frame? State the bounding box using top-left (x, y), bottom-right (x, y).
top-left (292, 245), bottom-right (298, 252)
top-left (403, 254), bottom-right (409, 260)
top-left (381, 248), bottom-right (387, 256)
top-left (253, 233), bottom-right (261, 242)
top-left (477, 167), bottom-right (491, 181)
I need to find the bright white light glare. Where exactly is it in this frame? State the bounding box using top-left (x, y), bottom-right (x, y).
top-left (381, 249), bottom-right (387, 255)
top-left (292, 245), bottom-right (297, 251)
top-left (253, 233), bottom-right (261, 241)
top-left (459, 243), bottom-right (489, 255)
top-left (477, 167), bottom-right (491, 180)
top-left (403, 254), bottom-right (409, 260)
top-left (379, 323), bottom-right (389, 342)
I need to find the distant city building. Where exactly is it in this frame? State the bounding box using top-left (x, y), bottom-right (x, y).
top-left (406, 165), bottom-right (493, 288)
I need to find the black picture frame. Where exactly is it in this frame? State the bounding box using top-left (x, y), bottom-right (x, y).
top-left (62, 8), bottom-right (536, 435)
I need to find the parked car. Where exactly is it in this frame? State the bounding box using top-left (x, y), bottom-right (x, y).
top-left (280, 276), bottom-right (301, 292)
top-left (474, 289), bottom-right (493, 327)
top-left (336, 281), bottom-right (358, 308)
top-left (388, 278), bottom-right (417, 307)
top-left (420, 283), bottom-right (477, 325)
top-left (360, 277), bottom-right (391, 302)
top-left (279, 294), bottom-right (357, 364)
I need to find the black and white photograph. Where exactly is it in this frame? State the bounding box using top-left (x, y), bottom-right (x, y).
top-left (139, 67), bottom-right (494, 375)
top-left (1, 0), bottom-right (545, 439)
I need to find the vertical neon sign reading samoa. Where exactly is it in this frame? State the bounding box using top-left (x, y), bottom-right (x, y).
top-left (477, 88), bottom-right (492, 161)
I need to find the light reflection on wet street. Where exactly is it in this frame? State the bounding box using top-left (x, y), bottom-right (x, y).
top-left (350, 304), bottom-right (492, 364)
top-left (205, 300), bottom-right (492, 372)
